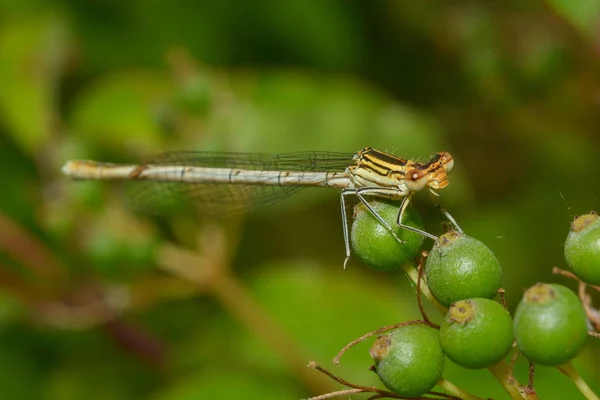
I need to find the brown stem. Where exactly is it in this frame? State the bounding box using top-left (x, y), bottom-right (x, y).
top-left (498, 288), bottom-right (507, 309)
top-left (333, 320), bottom-right (425, 365)
top-left (307, 362), bottom-right (403, 399)
top-left (415, 251), bottom-right (438, 328)
top-left (527, 362), bottom-right (536, 394)
top-left (0, 212), bottom-right (67, 293)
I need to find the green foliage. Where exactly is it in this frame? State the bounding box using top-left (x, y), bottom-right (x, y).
top-left (546, 0), bottom-right (600, 37)
top-left (0, 11), bottom-right (70, 155)
top-left (68, 72), bottom-right (171, 154)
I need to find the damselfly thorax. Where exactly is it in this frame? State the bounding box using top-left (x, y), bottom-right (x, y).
top-left (349, 148), bottom-right (453, 196)
top-left (62, 147), bottom-right (459, 267)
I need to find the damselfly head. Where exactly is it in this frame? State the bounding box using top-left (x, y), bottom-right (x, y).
top-left (428, 168), bottom-right (450, 190)
top-left (438, 151), bottom-right (454, 172)
top-left (404, 152), bottom-right (453, 192)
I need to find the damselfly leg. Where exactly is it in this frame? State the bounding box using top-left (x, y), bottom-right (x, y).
top-left (340, 187), bottom-right (443, 269)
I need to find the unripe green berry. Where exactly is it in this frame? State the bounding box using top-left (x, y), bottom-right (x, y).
top-left (440, 298), bottom-right (513, 369)
top-left (514, 283), bottom-right (588, 366)
top-left (351, 201), bottom-right (424, 270)
top-left (564, 212), bottom-right (600, 285)
top-left (370, 324), bottom-right (444, 397)
top-left (425, 231), bottom-right (503, 307)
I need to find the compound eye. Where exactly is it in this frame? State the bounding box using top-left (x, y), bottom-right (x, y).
top-left (405, 169), bottom-right (429, 192)
top-left (439, 152), bottom-right (454, 172)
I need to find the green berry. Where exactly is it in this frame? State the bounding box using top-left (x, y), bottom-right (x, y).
top-left (440, 298), bottom-right (513, 369)
top-left (370, 324), bottom-right (444, 397)
top-left (514, 283), bottom-right (588, 366)
top-left (351, 201), bottom-right (425, 270)
top-left (425, 231), bottom-right (503, 307)
top-left (564, 212), bottom-right (600, 285)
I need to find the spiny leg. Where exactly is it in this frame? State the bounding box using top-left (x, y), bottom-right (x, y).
top-left (353, 187), bottom-right (408, 246)
top-left (342, 187), bottom-right (440, 269)
top-left (395, 193), bottom-right (438, 241)
top-left (436, 203), bottom-right (462, 233)
top-left (340, 189), bottom-right (354, 270)
top-left (428, 189), bottom-right (463, 233)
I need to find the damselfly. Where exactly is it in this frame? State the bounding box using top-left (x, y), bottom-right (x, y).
top-left (62, 148), bottom-right (460, 267)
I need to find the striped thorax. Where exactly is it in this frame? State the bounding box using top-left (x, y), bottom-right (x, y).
top-left (347, 147), bottom-right (454, 197)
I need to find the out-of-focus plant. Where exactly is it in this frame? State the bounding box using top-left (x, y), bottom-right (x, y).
top-left (1, 1), bottom-right (600, 399)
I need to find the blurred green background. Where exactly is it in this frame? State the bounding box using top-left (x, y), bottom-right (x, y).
top-left (1, 1), bottom-right (599, 399)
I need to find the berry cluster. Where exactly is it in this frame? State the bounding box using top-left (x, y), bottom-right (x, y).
top-left (310, 202), bottom-right (599, 400)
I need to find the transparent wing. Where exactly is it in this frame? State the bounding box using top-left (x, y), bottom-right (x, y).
top-left (122, 151), bottom-right (354, 218)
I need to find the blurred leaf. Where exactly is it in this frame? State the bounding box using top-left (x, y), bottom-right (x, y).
top-left (195, 71), bottom-right (444, 155)
top-left (171, 262), bottom-right (424, 389)
top-left (244, 264), bottom-right (421, 384)
top-left (0, 334), bottom-right (43, 399)
top-left (68, 67), bottom-right (446, 159)
top-left (81, 208), bottom-right (159, 280)
top-left (68, 71), bottom-right (171, 157)
top-left (170, 71), bottom-right (215, 117)
top-left (453, 7), bottom-right (509, 106)
top-left (0, 11), bottom-right (71, 154)
top-left (40, 331), bottom-right (158, 400)
top-left (546, 0), bottom-right (600, 37)
top-left (70, 1), bottom-right (238, 70)
top-left (70, 0), bottom-right (360, 72)
top-left (0, 291), bottom-right (25, 327)
top-left (0, 134), bottom-right (39, 226)
top-left (2, 2), bottom-right (600, 399)
top-left (249, 0), bottom-right (362, 69)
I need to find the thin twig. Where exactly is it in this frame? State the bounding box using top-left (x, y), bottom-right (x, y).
top-left (309, 362), bottom-right (464, 400)
top-left (527, 362), bottom-right (536, 392)
top-left (551, 267), bottom-right (600, 293)
top-left (366, 394), bottom-right (388, 400)
top-left (434, 380), bottom-right (480, 400)
top-left (552, 268), bottom-right (600, 330)
top-left (429, 391), bottom-right (461, 400)
top-left (589, 284), bottom-right (600, 293)
top-left (577, 281), bottom-right (600, 330)
top-left (557, 362), bottom-right (600, 400)
top-left (158, 230), bottom-right (336, 395)
top-left (308, 362), bottom-right (367, 389)
top-left (332, 320), bottom-right (425, 365)
top-left (507, 349), bottom-right (521, 384)
top-left (416, 251), bottom-right (438, 328)
top-left (498, 288), bottom-right (507, 309)
top-left (578, 281), bottom-right (587, 302)
top-left (552, 266), bottom-right (578, 280)
top-left (307, 362), bottom-right (402, 399)
top-left (0, 212), bottom-right (67, 287)
top-left (305, 388), bottom-right (363, 400)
